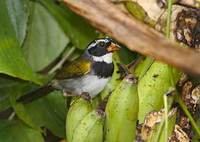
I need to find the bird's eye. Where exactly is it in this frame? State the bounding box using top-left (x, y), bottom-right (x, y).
top-left (99, 41), bottom-right (105, 47)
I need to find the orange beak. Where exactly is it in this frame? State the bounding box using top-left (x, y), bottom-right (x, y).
top-left (107, 43), bottom-right (120, 52)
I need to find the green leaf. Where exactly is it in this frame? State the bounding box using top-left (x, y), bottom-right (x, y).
top-left (13, 91), bottom-right (67, 138)
top-left (0, 76), bottom-right (37, 112)
top-left (0, 77), bottom-right (12, 111)
top-left (23, 2), bottom-right (69, 71)
top-left (38, 0), bottom-right (98, 49)
top-left (0, 120), bottom-right (44, 142)
top-left (125, 1), bottom-right (147, 22)
top-left (115, 47), bottom-right (137, 64)
top-left (25, 91), bottom-right (67, 137)
top-left (11, 103), bottom-right (42, 131)
top-left (0, 0), bottom-right (43, 84)
top-left (6, 0), bottom-right (30, 45)
top-left (125, 1), bottom-right (155, 27)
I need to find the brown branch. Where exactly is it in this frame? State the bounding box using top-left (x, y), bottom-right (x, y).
top-left (62, 0), bottom-right (200, 76)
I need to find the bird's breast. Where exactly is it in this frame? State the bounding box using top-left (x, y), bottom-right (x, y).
top-left (78, 74), bottom-right (111, 97)
top-left (53, 74), bottom-right (111, 98)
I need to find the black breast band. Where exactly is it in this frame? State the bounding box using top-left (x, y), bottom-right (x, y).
top-left (92, 62), bottom-right (114, 78)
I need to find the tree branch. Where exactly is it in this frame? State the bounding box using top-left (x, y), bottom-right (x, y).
top-left (62, 0), bottom-right (200, 76)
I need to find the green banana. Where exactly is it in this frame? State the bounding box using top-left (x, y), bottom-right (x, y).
top-left (105, 74), bottom-right (139, 142)
top-left (71, 109), bottom-right (104, 142)
top-left (133, 57), bottom-right (154, 79)
top-left (136, 59), bottom-right (181, 123)
top-left (66, 98), bottom-right (92, 142)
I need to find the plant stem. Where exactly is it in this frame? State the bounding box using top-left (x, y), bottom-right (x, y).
top-left (8, 112), bottom-right (15, 121)
top-left (163, 1), bottom-right (172, 141)
top-left (48, 46), bottom-right (76, 74)
top-left (166, 0), bottom-right (173, 38)
top-left (177, 96), bottom-right (200, 136)
top-left (164, 95), bottom-right (168, 142)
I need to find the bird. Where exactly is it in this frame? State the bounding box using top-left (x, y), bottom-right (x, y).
top-left (18, 38), bottom-right (120, 103)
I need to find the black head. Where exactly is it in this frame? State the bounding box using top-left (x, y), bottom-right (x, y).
top-left (87, 38), bottom-right (120, 57)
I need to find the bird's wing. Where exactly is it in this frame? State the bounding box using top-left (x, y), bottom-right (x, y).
top-left (55, 58), bottom-right (91, 79)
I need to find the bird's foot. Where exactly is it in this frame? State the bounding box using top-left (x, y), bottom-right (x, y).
top-left (96, 95), bottom-right (110, 117)
top-left (98, 95), bottom-right (110, 111)
top-left (63, 90), bottom-right (76, 97)
top-left (116, 56), bottom-right (144, 80)
top-left (80, 92), bottom-right (91, 101)
top-left (62, 90), bottom-right (91, 101)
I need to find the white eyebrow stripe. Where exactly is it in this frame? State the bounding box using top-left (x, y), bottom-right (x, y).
top-left (88, 39), bottom-right (109, 49)
top-left (88, 42), bottom-right (96, 48)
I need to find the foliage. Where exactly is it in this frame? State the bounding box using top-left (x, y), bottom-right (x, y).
top-left (0, 0), bottom-right (199, 141)
top-left (0, 0), bottom-right (99, 141)
top-left (0, 0), bottom-right (135, 141)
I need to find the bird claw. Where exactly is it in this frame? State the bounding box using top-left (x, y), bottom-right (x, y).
top-left (62, 90), bottom-right (91, 101)
top-left (63, 90), bottom-right (76, 97)
top-left (80, 92), bottom-right (92, 101)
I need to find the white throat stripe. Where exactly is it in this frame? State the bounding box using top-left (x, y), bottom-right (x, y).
top-left (92, 53), bottom-right (112, 64)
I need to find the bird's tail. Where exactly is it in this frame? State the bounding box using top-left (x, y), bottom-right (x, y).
top-left (17, 85), bottom-right (55, 104)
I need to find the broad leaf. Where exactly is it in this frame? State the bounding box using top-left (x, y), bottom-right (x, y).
top-left (38, 0), bottom-right (98, 49)
top-left (0, 0), bottom-right (43, 84)
top-left (13, 91), bottom-right (67, 138)
top-left (0, 75), bottom-right (37, 112)
top-left (6, 0), bottom-right (30, 45)
top-left (115, 47), bottom-right (137, 64)
top-left (0, 120), bottom-right (44, 142)
top-left (23, 2), bottom-right (69, 71)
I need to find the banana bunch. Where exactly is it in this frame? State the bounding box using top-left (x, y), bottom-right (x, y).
top-left (66, 98), bottom-right (92, 142)
top-left (66, 57), bottom-right (181, 142)
top-left (66, 97), bottom-right (104, 142)
top-left (105, 74), bottom-right (139, 142)
top-left (66, 73), bottom-right (139, 142)
top-left (71, 110), bottom-right (104, 142)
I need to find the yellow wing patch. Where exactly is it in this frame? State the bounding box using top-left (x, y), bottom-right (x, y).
top-left (55, 58), bottom-right (91, 79)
